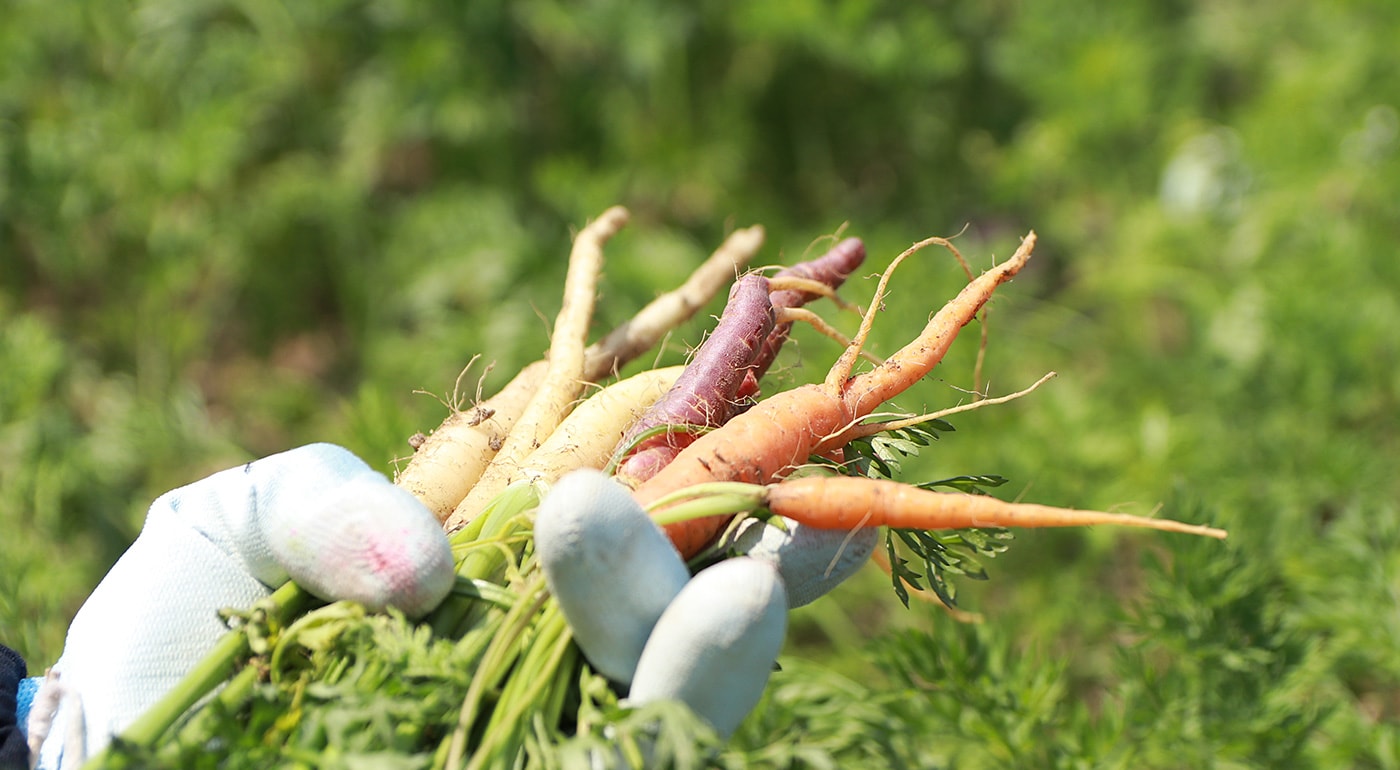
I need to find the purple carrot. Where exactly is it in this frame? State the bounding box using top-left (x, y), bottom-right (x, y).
top-left (750, 237), bottom-right (866, 383)
top-left (613, 274), bottom-right (775, 486)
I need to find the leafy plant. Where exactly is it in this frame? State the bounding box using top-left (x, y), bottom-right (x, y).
top-left (5, 0), bottom-right (1400, 766)
top-left (840, 420), bottom-right (955, 480)
top-left (839, 421), bottom-right (1014, 608)
top-left (882, 526), bottom-right (1014, 610)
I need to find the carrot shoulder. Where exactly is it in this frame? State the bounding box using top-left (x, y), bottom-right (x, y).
top-left (632, 384), bottom-right (853, 557)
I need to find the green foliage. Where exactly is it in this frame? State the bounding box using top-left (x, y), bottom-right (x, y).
top-left (840, 422), bottom-right (1013, 609)
top-left (4, 0), bottom-right (1399, 765)
top-left (725, 660), bottom-right (917, 768)
top-left (105, 606), bottom-right (477, 769)
top-left (883, 525), bottom-right (1012, 610)
top-left (840, 420), bottom-right (954, 480)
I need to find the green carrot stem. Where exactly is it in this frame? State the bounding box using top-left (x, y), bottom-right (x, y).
top-left (541, 638), bottom-right (580, 738)
top-left (158, 661), bottom-right (261, 761)
top-left (468, 603), bottom-right (573, 770)
top-left (430, 483), bottom-right (541, 638)
top-left (644, 482), bottom-right (766, 526)
top-left (86, 581), bottom-right (313, 768)
top-left (451, 576), bottom-right (520, 608)
top-left (445, 577), bottom-right (550, 770)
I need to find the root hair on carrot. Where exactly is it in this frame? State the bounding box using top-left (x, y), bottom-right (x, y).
top-left (826, 234), bottom-right (957, 389)
top-left (775, 307), bottom-right (884, 366)
top-left (409, 354), bottom-right (486, 414)
top-left (766, 276), bottom-right (851, 307)
top-left (790, 221), bottom-right (851, 263)
top-left (824, 522), bottom-right (874, 578)
top-left (838, 371), bottom-right (1058, 444)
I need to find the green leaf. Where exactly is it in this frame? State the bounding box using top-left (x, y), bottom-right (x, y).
top-left (885, 526), bottom-right (1012, 608)
top-left (920, 474), bottom-right (1010, 495)
top-left (841, 420), bottom-right (955, 480)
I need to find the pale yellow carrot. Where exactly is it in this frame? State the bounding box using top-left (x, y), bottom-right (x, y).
top-left (446, 207), bottom-right (627, 530)
top-left (510, 366), bottom-right (684, 490)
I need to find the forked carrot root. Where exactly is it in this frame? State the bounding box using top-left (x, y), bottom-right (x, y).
top-left (764, 476), bottom-right (1227, 539)
top-left (633, 232), bottom-right (1041, 557)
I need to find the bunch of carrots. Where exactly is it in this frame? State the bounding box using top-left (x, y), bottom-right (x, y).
top-left (406, 206), bottom-right (1222, 548)
top-left (100, 206), bottom-right (1225, 769)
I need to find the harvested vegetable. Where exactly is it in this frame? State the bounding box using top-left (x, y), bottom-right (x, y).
top-left (395, 359), bottom-right (541, 522)
top-left (764, 476), bottom-right (1228, 538)
top-left (612, 274), bottom-right (775, 487)
top-left (612, 237), bottom-right (870, 488)
top-left (751, 236), bottom-right (866, 382)
top-left (634, 233), bottom-right (1040, 557)
top-left (642, 479), bottom-right (1227, 541)
top-left (94, 210), bottom-right (1226, 770)
top-left (512, 366), bottom-right (683, 492)
top-left (443, 206), bottom-right (626, 528)
top-left (400, 223), bottom-right (765, 523)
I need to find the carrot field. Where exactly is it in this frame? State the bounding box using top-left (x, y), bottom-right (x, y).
top-left (3, 2), bottom-right (1399, 767)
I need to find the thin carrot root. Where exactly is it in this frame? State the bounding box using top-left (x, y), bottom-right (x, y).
top-left (822, 234), bottom-right (958, 391)
top-left (765, 476), bottom-right (1228, 539)
top-left (832, 371), bottom-right (1056, 447)
top-left (774, 307), bottom-right (885, 367)
top-left (840, 232), bottom-right (1037, 414)
top-left (765, 277), bottom-right (859, 314)
top-left (751, 237), bottom-right (867, 382)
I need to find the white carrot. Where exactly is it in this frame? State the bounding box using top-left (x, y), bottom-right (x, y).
top-left (398, 220), bottom-right (762, 523)
top-left (396, 361), bottom-right (544, 522)
top-left (510, 366), bottom-right (683, 491)
top-left (445, 207), bottom-right (628, 530)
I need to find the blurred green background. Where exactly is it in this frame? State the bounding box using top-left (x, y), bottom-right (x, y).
top-left (3, 1), bottom-right (1398, 766)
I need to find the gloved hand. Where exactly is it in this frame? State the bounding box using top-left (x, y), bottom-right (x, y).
top-left (534, 470), bottom-right (877, 740)
top-left (19, 444), bottom-right (456, 769)
top-left (8, 449), bottom-right (873, 768)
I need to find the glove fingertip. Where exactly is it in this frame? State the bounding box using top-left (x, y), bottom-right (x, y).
top-left (628, 558), bottom-right (786, 740)
top-left (536, 470), bottom-right (690, 684)
top-left (729, 518), bottom-right (878, 608)
top-left (270, 478), bottom-right (454, 618)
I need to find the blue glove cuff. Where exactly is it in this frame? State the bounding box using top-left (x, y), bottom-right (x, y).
top-left (16, 678), bottom-right (39, 737)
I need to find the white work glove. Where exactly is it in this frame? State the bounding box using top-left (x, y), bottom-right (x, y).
top-left (16, 449), bottom-right (867, 767)
top-left (24, 444), bottom-right (456, 769)
top-left (535, 470), bottom-right (878, 741)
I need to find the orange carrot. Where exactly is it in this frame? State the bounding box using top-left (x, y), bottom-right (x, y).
top-left (764, 476), bottom-right (1227, 539)
top-left (632, 232), bottom-right (1038, 557)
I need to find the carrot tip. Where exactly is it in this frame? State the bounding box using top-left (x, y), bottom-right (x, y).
top-left (1133, 520), bottom-right (1228, 539)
